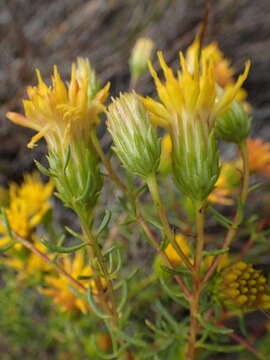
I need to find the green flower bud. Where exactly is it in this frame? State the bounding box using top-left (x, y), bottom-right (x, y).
top-left (215, 100), bottom-right (251, 143)
top-left (48, 141), bottom-right (102, 213)
top-left (106, 93), bottom-right (161, 178)
top-left (172, 119), bottom-right (220, 202)
top-left (129, 38), bottom-right (155, 83)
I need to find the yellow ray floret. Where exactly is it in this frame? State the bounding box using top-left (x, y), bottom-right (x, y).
top-left (0, 173), bottom-right (54, 247)
top-left (40, 250), bottom-right (98, 313)
top-left (144, 40), bottom-right (250, 128)
top-left (6, 58), bottom-right (110, 151)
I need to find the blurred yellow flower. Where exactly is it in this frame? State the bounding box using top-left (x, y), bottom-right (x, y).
top-left (158, 134), bottom-right (172, 174)
top-left (3, 241), bottom-right (52, 276)
top-left (40, 250), bottom-right (96, 313)
top-left (208, 162), bottom-right (240, 206)
top-left (6, 58), bottom-right (110, 153)
top-left (246, 137), bottom-right (270, 177)
top-left (165, 234), bottom-right (190, 267)
top-left (143, 39), bottom-right (250, 129)
top-left (0, 173), bottom-right (54, 247)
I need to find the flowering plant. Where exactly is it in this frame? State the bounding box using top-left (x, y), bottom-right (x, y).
top-left (2, 30), bottom-right (270, 360)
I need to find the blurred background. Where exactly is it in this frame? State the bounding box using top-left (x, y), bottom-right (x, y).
top-left (0, 0), bottom-right (270, 185)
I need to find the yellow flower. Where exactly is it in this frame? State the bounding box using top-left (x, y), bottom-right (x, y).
top-left (0, 173), bottom-right (54, 247)
top-left (6, 58), bottom-right (110, 153)
top-left (143, 39), bottom-right (250, 129)
top-left (208, 162), bottom-right (240, 206)
top-left (165, 234), bottom-right (190, 267)
top-left (246, 137), bottom-right (270, 177)
top-left (158, 134), bottom-right (172, 174)
top-left (3, 241), bottom-right (52, 276)
top-left (186, 41), bottom-right (250, 111)
top-left (40, 250), bottom-right (95, 313)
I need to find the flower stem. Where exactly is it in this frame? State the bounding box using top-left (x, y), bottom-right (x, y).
top-left (90, 129), bottom-right (128, 193)
top-left (186, 202), bottom-right (205, 360)
top-left (203, 139), bottom-right (249, 284)
top-left (146, 173), bottom-right (193, 272)
top-left (14, 233), bottom-right (86, 292)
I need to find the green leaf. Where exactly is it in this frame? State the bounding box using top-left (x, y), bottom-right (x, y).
top-left (238, 315), bottom-right (248, 337)
top-left (41, 239), bottom-right (87, 253)
top-left (113, 328), bottom-right (147, 347)
top-left (63, 145), bottom-right (71, 172)
top-left (96, 210), bottom-right (112, 236)
top-left (156, 301), bottom-right (180, 333)
top-left (102, 244), bottom-right (121, 257)
top-left (87, 285), bottom-right (111, 319)
top-left (161, 265), bottom-right (189, 276)
top-left (0, 241), bottom-right (15, 253)
top-left (159, 277), bottom-right (185, 305)
top-left (64, 226), bottom-right (82, 239)
top-left (75, 171), bottom-right (91, 203)
top-left (248, 182), bottom-right (262, 193)
top-left (117, 281), bottom-right (128, 313)
top-left (197, 314), bottom-right (233, 335)
top-left (34, 160), bottom-right (52, 177)
top-left (68, 285), bottom-right (87, 301)
top-left (199, 343), bottom-right (243, 353)
top-left (202, 248), bottom-right (229, 256)
top-left (1, 208), bottom-right (13, 241)
top-left (209, 206), bottom-right (233, 229)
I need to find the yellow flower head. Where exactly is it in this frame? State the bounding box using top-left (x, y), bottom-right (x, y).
top-left (6, 58), bottom-right (110, 152)
top-left (40, 250), bottom-right (95, 313)
top-left (217, 262), bottom-right (270, 310)
top-left (144, 39), bottom-right (250, 129)
top-left (0, 173), bottom-right (54, 247)
top-left (165, 234), bottom-right (190, 268)
top-left (3, 240), bottom-right (52, 276)
top-left (246, 137), bottom-right (270, 177)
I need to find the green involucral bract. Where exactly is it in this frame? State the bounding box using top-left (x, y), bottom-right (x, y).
top-left (106, 93), bottom-right (161, 178)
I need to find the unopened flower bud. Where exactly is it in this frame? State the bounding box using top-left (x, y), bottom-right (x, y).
top-left (107, 93), bottom-right (161, 178)
top-left (172, 121), bottom-right (220, 202)
top-left (129, 38), bottom-right (155, 83)
top-left (216, 262), bottom-right (270, 309)
top-left (215, 100), bottom-right (251, 144)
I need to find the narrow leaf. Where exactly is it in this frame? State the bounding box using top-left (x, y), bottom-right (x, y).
top-left (96, 210), bottom-right (112, 236)
top-left (203, 248), bottom-right (229, 256)
top-left (41, 239), bottom-right (86, 253)
top-left (87, 285), bottom-right (111, 319)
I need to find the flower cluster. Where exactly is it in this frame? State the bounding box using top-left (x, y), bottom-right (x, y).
top-left (142, 39), bottom-right (250, 201)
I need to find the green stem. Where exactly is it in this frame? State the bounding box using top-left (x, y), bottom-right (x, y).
top-left (194, 202), bottom-right (205, 272)
top-left (186, 202), bottom-right (205, 360)
top-left (203, 139), bottom-right (249, 284)
top-left (146, 173), bottom-right (193, 272)
top-left (79, 212), bottom-right (119, 326)
top-left (90, 129), bottom-right (128, 194)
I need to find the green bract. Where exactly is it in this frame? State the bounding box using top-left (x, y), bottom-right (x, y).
top-left (106, 93), bottom-right (161, 178)
top-left (215, 100), bottom-right (251, 143)
top-left (172, 119), bottom-right (220, 202)
top-left (47, 142), bottom-right (102, 214)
